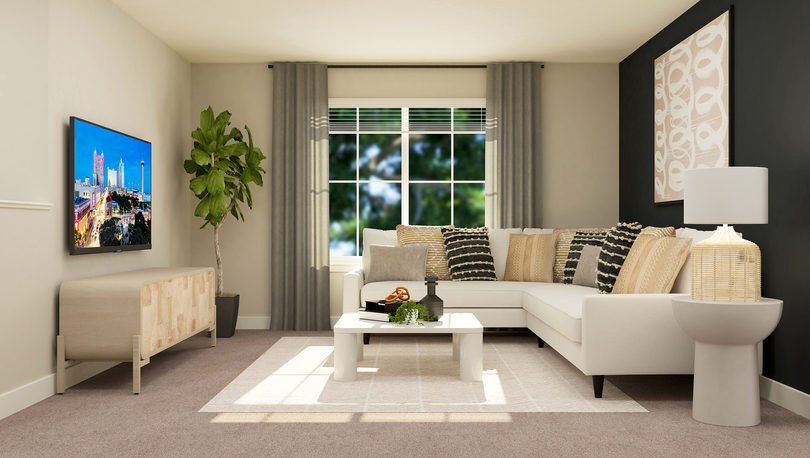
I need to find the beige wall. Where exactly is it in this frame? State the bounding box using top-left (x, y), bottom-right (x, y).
top-left (190, 64), bottom-right (619, 325)
top-left (0, 0), bottom-right (191, 404)
top-left (189, 64), bottom-right (273, 325)
top-left (541, 64), bottom-right (619, 228)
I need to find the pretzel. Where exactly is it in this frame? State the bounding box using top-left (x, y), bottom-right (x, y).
top-left (385, 287), bottom-right (410, 302)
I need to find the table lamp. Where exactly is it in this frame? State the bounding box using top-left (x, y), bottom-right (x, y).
top-left (683, 167), bottom-right (768, 302)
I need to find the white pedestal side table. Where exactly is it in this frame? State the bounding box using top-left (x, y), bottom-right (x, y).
top-left (672, 297), bottom-right (782, 427)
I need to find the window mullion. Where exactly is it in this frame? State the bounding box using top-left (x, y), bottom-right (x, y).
top-left (450, 109), bottom-right (455, 226)
top-left (401, 107), bottom-right (409, 226)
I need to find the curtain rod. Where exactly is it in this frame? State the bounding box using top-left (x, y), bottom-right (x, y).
top-left (266, 64), bottom-right (544, 69)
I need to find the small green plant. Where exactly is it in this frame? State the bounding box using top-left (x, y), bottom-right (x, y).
top-left (389, 301), bottom-right (436, 326)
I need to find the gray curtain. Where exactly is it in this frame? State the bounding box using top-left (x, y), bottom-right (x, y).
top-left (270, 63), bottom-right (331, 331)
top-left (486, 63), bottom-right (543, 229)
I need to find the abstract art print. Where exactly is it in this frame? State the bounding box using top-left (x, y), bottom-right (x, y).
top-left (654, 10), bottom-right (730, 203)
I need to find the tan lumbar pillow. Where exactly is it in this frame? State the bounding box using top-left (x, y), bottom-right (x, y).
top-left (396, 225), bottom-right (454, 280)
top-left (611, 234), bottom-right (693, 294)
top-left (503, 233), bottom-right (558, 283)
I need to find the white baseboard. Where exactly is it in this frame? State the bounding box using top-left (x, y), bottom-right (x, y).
top-left (236, 316), bottom-right (340, 329)
top-left (236, 316), bottom-right (271, 329)
top-left (0, 361), bottom-right (116, 421)
top-left (760, 375), bottom-right (810, 420)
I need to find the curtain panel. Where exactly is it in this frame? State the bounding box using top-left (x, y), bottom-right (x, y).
top-left (486, 63), bottom-right (544, 229)
top-left (270, 63), bottom-right (331, 331)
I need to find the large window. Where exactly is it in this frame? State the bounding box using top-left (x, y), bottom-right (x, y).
top-left (329, 101), bottom-right (486, 256)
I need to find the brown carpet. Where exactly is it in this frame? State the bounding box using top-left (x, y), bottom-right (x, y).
top-left (0, 330), bottom-right (809, 458)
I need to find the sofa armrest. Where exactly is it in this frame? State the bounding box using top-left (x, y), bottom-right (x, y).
top-left (342, 267), bottom-right (365, 314)
top-left (580, 293), bottom-right (695, 375)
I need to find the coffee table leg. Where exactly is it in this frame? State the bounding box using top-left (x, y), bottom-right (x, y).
top-left (452, 333), bottom-right (460, 361)
top-left (356, 333), bottom-right (364, 361)
top-left (459, 332), bottom-right (483, 382)
top-left (334, 332), bottom-right (358, 382)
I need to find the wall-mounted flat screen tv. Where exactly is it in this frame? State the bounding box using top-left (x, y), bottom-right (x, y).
top-left (69, 117), bottom-right (152, 255)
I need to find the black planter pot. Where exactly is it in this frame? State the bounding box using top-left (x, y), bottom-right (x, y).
top-left (215, 295), bottom-right (240, 338)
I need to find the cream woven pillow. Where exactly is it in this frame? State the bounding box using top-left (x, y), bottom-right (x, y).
top-left (639, 226), bottom-right (676, 238)
top-left (612, 234), bottom-right (693, 294)
top-left (503, 233), bottom-right (558, 282)
top-left (396, 225), bottom-right (454, 280)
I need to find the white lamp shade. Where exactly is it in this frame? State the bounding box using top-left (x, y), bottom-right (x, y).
top-left (683, 167), bottom-right (768, 225)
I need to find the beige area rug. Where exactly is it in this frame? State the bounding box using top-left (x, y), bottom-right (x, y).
top-left (200, 335), bottom-right (647, 413)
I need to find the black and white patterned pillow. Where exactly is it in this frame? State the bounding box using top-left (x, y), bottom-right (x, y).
top-left (440, 227), bottom-right (497, 281)
top-left (562, 230), bottom-right (607, 284)
top-left (596, 222), bottom-right (643, 294)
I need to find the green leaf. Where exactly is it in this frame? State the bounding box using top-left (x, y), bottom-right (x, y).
top-left (200, 107), bottom-right (215, 132)
top-left (252, 147), bottom-right (266, 161)
top-left (251, 170), bottom-right (264, 187)
top-left (194, 195), bottom-right (211, 217)
top-left (205, 169), bottom-right (225, 195)
top-left (214, 159), bottom-right (231, 172)
top-left (244, 184), bottom-right (253, 209)
top-left (234, 201), bottom-right (244, 221)
top-left (191, 149), bottom-right (211, 166)
top-left (235, 186), bottom-right (243, 202)
top-left (211, 193), bottom-right (228, 218)
top-left (184, 159), bottom-right (203, 174)
top-left (232, 142), bottom-right (248, 158)
top-left (215, 110), bottom-right (231, 129)
top-left (189, 176), bottom-right (206, 195)
top-left (230, 201), bottom-right (239, 220)
top-left (191, 130), bottom-right (208, 149)
top-left (240, 168), bottom-right (254, 184)
top-left (246, 149), bottom-right (260, 168)
top-left (245, 125), bottom-right (255, 152)
top-left (217, 143), bottom-right (239, 158)
top-left (227, 127), bottom-right (243, 143)
top-left (199, 220), bottom-right (210, 229)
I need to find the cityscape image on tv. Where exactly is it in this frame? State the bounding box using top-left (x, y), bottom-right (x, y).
top-left (73, 119), bottom-right (152, 249)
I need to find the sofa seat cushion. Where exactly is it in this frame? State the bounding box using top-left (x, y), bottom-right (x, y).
top-left (361, 281), bottom-right (537, 309)
top-left (523, 284), bottom-right (597, 343)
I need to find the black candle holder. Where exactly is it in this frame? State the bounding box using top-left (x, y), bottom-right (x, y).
top-left (419, 276), bottom-right (443, 320)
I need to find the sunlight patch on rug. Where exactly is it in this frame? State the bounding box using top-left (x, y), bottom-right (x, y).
top-left (200, 335), bottom-right (647, 413)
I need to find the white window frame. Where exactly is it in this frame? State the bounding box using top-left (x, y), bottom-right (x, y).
top-left (329, 98), bottom-right (487, 263)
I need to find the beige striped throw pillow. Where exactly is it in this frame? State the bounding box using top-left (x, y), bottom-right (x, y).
top-left (396, 225), bottom-right (454, 280)
top-left (612, 234), bottom-right (693, 294)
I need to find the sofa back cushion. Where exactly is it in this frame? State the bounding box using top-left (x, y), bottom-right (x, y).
top-left (488, 228), bottom-right (523, 280)
top-left (612, 234), bottom-right (692, 294)
top-left (503, 233), bottom-right (558, 283)
top-left (397, 225), bottom-right (454, 280)
top-left (362, 228), bottom-right (398, 279)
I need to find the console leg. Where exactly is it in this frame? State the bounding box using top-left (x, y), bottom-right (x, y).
top-left (593, 375), bottom-right (604, 398)
top-left (133, 335), bottom-right (141, 395)
top-left (210, 324), bottom-right (217, 347)
top-left (363, 333), bottom-right (370, 345)
top-left (56, 335), bottom-right (66, 394)
top-left (537, 336), bottom-right (545, 348)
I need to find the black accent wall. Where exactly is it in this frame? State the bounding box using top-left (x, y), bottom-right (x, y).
top-left (620, 0), bottom-right (810, 395)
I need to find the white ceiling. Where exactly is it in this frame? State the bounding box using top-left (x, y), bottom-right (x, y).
top-left (110, 0), bottom-right (699, 64)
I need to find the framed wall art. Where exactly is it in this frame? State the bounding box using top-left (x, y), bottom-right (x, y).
top-left (654, 9), bottom-right (731, 204)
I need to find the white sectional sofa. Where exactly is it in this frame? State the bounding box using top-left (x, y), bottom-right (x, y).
top-left (342, 227), bottom-right (713, 398)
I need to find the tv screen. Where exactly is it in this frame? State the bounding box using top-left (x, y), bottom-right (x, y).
top-left (70, 117), bottom-right (152, 255)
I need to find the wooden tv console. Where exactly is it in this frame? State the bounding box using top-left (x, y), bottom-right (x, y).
top-left (57, 267), bottom-right (216, 394)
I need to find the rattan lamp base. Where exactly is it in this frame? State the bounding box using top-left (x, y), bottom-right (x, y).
top-left (690, 225), bottom-right (761, 302)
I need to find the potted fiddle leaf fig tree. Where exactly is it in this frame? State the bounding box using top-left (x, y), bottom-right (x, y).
top-left (185, 107), bottom-right (266, 338)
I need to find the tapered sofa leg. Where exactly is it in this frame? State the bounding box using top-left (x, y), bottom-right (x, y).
top-left (593, 375), bottom-right (604, 398)
top-left (363, 333), bottom-right (370, 345)
top-left (537, 336), bottom-right (544, 348)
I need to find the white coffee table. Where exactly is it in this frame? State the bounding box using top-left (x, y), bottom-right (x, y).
top-left (333, 312), bottom-right (483, 382)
